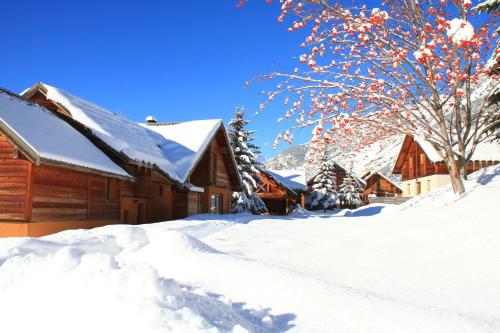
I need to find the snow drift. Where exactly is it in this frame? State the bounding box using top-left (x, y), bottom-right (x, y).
top-left (0, 165), bottom-right (499, 332)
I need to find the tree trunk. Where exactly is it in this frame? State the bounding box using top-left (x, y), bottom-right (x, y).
top-left (444, 154), bottom-right (466, 194)
top-left (458, 156), bottom-right (469, 181)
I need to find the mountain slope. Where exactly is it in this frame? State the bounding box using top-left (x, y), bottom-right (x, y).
top-left (265, 135), bottom-right (404, 185)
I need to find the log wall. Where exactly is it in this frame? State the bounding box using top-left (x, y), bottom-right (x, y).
top-left (0, 134), bottom-right (30, 220)
top-left (31, 165), bottom-right (121, 221)
top-left (363, 173), bottom-right (402, 197)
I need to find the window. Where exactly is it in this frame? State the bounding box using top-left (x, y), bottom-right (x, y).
top-left (210, 194), bottom-right (222, 214)
top-left (159, 184), bottom-right (163, 197)
top-left (427, 180), bottom-right (431, 192)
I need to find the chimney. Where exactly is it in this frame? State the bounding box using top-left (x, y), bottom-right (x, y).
top-left (145, 115), bottom-right (157, 124)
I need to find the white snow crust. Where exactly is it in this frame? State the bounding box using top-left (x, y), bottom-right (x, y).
top-left (414, 136), bottom-right (500, 163)
top-left (145, 119), bottom-right (223, 182)
top-left (0, 90), bottom-right (129, 177)
top-left (0, 165), bottom-right (499, 332)
top-left (266, 169), bottom-right (307, 191)
top-left (34, 84), bottom-right (223, 183)
top-left (447, 18), bottom-right (475, 44)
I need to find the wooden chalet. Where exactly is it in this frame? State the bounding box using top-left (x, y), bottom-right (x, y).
top-left (0, 88), bottom-right (131, 237)
top-left (360, 170), bottom-right (403, 204)
top-left (393, 135), bottom-right (499, 197)
top-left (256, 169), bottom-right (303, 215)
top-left (1, 82), bottom-right (241, 237)
top-left (146, 120), bottom-right (241, 218)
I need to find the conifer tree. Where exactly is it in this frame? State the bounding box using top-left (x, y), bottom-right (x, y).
top-left (338, 171), bottom-right (364, 208)
top-left (474, 0), bottom-right (500, 13)
top-left (228, 106), bottom-right (268, 214)
top-left (310, 156), bottom-right (337, 211)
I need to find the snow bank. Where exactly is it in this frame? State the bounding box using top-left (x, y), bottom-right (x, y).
top-left (0, 228), bottom-right (268, 333)
top-left (0, 166), bottom-right (499, 332)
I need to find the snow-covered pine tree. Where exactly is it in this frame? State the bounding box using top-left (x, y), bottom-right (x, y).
top-left (228, 106), bottom-right (268, 215)
top-left (473, 0), bottom-right (500, 13)
top-left (338, 171), bottom-right (364, 209)
top-left (310, 157), bottom-right (337, 211)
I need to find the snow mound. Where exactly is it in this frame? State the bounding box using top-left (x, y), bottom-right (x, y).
top-left (397, 164), bottom-right (500, 211)
top-left (0, 227), bottom-right (275, 333)
top-left (0, 166), bottom-right (499, 332)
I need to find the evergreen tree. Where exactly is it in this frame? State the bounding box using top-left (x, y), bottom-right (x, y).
top-left (310, 157), bottom-right (337, 211)
top-left (338, 171), bottom-right (364, 208)
top-left (475, 0), bottom-right (499, 138)
top-left (228, 106), bottom-right (268, 214)
top-left (474, 0), bottom-right (500, 13)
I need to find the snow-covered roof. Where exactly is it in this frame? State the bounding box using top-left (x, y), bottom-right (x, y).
top-left (0, 88), bottom-right (130, 178)
top-left (414, 136), bottom-right (500, 163)
top-left (259, 168), bottom-right (298, 197)
top-left (145, 119), bottom-right (225, 182)
top-left (23, 83), bottom-right (231, 184)
top-left (362, 170), bottom-right (403, 191)
top-left (266, 169), bottom-right (307, 191)
top-left (306, 161), bottom-right (366, 186)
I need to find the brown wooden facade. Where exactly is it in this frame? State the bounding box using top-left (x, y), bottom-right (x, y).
top-left (361, 171), bottom-right (403, 204)
top-left (23, 88), bottom-right (178, 229)
top-left (393, 135), bottom-right (498, 197)
top-left (0, 85), bottom-right (242, 237)
top-left (256, 171), bottom-right (299, 215)
top-left (172, 127), bottom-right (239, 219)
top-left (362, 172), bottom-right (402, 197)
top-left (0, 132), bottom-right (127, 237)
top-left (393, 135), bottom-right (498, 181)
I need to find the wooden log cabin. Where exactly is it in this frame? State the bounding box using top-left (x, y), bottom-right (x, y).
top-left (146, 120), bottom-right (241, 218)
top-left (361, 170), bottom-right (403, 198)
top-left (22, 83), bottom-right (241, 228)
top-left (360, 170), bottom-right (403, 204)
top-left (256, 169), bottom-right (301, 215)
top-left (0, 88), bottom-right (131, 237)
top-left (392, 135), bottom-right (499, 197)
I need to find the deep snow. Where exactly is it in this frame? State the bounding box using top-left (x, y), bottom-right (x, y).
top-left (0, 166), bottom-right (499, 332)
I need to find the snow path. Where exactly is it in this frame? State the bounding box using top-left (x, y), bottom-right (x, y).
top-left (0, 166), bottom-right (499, 332)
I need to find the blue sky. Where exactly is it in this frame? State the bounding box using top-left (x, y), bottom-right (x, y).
top-left (1, 1), bottom-right (487, 158)
top-left (0, 0), bottom-right (317, 158)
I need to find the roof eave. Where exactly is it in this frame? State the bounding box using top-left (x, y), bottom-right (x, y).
top-left (0, 120), bottom-right (40, 164)
top-left (39, 157), bottom-right (133, 181)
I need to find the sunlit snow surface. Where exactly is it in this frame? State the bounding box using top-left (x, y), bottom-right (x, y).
top-left (0, 166), bottom-right (499, 332)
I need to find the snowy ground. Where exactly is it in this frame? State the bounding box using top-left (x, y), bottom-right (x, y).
top-left (0, 166), bottom-right (499, 333)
